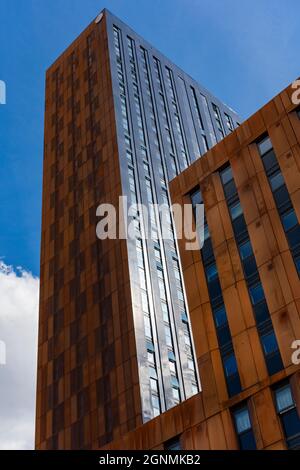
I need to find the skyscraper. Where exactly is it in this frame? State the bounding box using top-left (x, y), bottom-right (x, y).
top-left (36, 9), bottom-right (240, 449)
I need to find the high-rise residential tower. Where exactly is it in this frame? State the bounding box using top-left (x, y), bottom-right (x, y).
top-left (36, 9), bottom-right (240, 449)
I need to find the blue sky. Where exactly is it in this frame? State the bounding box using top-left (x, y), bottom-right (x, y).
top-left (0, 0), bottom-right (299, 276)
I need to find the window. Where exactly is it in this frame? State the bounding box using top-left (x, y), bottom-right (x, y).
top-left (239, 240), bottom-right (253, 260)
top-left (253, 300), bottom-right (270, 324)
top-left (274, 383), bottom-right (300, 449)
top-left (217, 322), bottom-right (232, 347)
top-left (249, 283), bottom-right (264, 305)
top-left (202, 135), bottom-right (209, 153)
top-left (164, 436), bottom-right (181, 450)
top-left (191, 86), bottom-right (204, 130)
top-left (190, 188), bottom-right (203, 217)
top-left (258, 135), bottom-right (300, 275)
top-left (212, 103), bottom-right (225, 138)
top-left (199, 94), bottom-right (217, 145)
top-left (161, 302), bottom-right (169, 322)
top-left (214, 306), bottom-right (227, 328)
top-left (150, 377), bottom-right (158, 392)
top-left (282, 209), bottom-right (298, 232)
top-left (224, 112), bottom-right (234, 132)
top-left (181, 310), bottom-right (188, 323)
top-left (171, 375), bottom-right (179, 388)
top-left (260, 330), bottom-right (283, 374)
top-left (224, 353), bottom-right (238, 378)
top-left (165, 325), bottom-right (173, 348)
top-left (151, 394), bottom-right (160, 417)
top-left (188, 357), bottom-right (195, 371)
top-left (147, 352), bottom-right (155, 368)
top-left (184, 331), bottom-right (191, 349)
top-left (233, 405), bottom-right (257, 450)
top-left (230, 201), bottom-right (243, 220)
top-left (141, 291), bottom-right (150, 314)
top-left (269, 171), bottom-right (284, 191)
top-left (172, 386), bottom-right (180, 402)
top-left (221, 166), bottom-right (233, 185)
top-left (261, 331), bottom-right (278, 355)
top-left (144, 315), bottom-right (152, 338)
top-left (206, 263), bottom-right (218, 282)
top-left (169, 359), bottom-right (176, 375)
top-left (258, 135), bottom-right (273, 155)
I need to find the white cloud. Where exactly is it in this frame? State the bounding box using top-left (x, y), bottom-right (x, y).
top-left (0, 261), bottom-right (39, 450)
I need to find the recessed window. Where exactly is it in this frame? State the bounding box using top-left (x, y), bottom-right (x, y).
top-left (217, 323), bottom-right (232, 347)
top-left (172, 386), bottom-right (180, 402)
top-left (151, 394), bottom-right (160, 417)
top-left (274, 382), bottom-right (300, 449)
top-left (169, 359), bottom-right (176, 375)
top-left (269, 171), bottom-right (284, 191)
top-left (224, 112), bottom-right (234, 132)
top-left (202, 135), bottom-right (209, 153)
top-left (214, 305), bottom-right (227, 328)
top-left (206, 263), bottom-right (218, 282)
top-left (188, 358), bottom-right (195, 371)
top-left (253, 300), bottom-right (270, 324)
top-left (161, 302), bottom-right (169, 322)
top-left (164, 436), bottom-right (181, 450)
top-left (150, 378), bottom-right (158, 392)
top-left (165, 325), bottom-right (173, 348)
top-left (220, 166), bottom-right (233, 185)
top-left (239, 240), bottom-right (253, 260)
top-left (230, 201), bottom-right (243, 220)
top-left (147, 350), bottom-right (155, 365)
top-left (258, 136), bottom-right (272, 156)
top-left (224, 353), bottom-right (238, 378)
top-left (282, 209), bottom-right (298, 232)
top-left (184, 332), bottom-right (191, 349)
top-left (233, 405), bottom-right (257, 450)
top-left (190, 187), bottom-right (202, 208)
top-left (261, 331), bottom-right (279, 355)
top-left (171, 376), bottom-right (179, 388)
top-left (144, 315), bottom-right (152, 338)
top-left (212, 103), bottom-right (225, 138)
top-left (249, 283), bottom-right (264, 305)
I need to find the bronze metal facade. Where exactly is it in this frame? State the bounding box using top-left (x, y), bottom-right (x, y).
top-left (36, 13), bottom-right (142, 449)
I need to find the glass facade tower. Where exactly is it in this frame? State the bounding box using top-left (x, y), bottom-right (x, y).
top-left (106, 10), bottom-right (240, 420)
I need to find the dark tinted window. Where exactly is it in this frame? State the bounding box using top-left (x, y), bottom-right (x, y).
top-left (224, 353), bottom-right (238, 377)
top-left (164, 436), bottom-right (182, 450)
top-left (233, 405), bottom-right (257, 450)
top-left (274, 383), bottom-right (300, 449)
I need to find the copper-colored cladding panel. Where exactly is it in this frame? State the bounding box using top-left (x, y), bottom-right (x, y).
top-left (36, 15), bottom-right (141, 449)
top-left (100, 82), bottom-right (300, 450)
